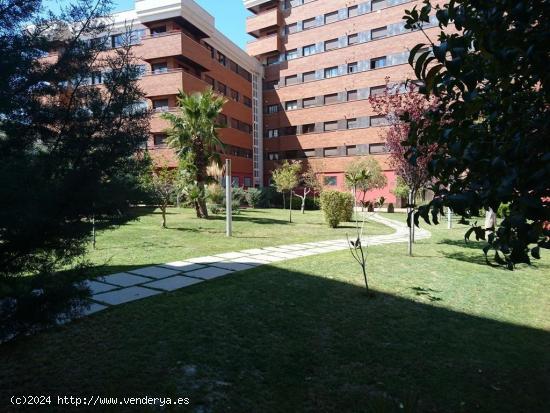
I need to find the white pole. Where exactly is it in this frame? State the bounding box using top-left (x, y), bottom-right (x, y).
top-left (447, 207), bottom-right (453, 229)
top-left (225, 159), bottom-right (232, 237)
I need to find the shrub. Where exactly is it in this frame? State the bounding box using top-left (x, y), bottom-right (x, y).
top-left (320, 190), bottom-right (351, 228)
top-left (387, 203), bottom-right (395, 213)
top-left (245, 188), bottom-right (262, 208)
top-left (206, 184), bottom-right (224, 205)
top-left (497, 203), bottom-right (510, 218)
top-left (340, 192), bottom-right (354, 222)
top-left (209, 204), bottom-right (222, 215)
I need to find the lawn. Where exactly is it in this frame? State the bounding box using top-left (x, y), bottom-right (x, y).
top-left (1, 212), bottom-right (549, 413)
top-left (81, 207), bottom-right (393, 278)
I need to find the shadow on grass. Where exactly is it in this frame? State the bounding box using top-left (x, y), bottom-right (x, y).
top-left (439, 238), bottom-right (489, 250)
top-left (1, 263), bottom-right (549, 413)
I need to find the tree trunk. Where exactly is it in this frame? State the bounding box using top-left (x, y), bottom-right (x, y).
top-left (282, 192), bottom-right (286, 210)
top-left (194, 200), bottom-right (201, 218)
top-left (161, 205), bottom-right (167, 228)
top-left (289, 191), bottom-right (293, 223)
top-left (301, 196), bottom-right (306, 214)
top-left (195, 178), bottom-right (209, 219)
top-left (408, 190), bottom-right (414, 256)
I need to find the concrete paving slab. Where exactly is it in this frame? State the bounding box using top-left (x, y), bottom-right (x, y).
top-left (129, 266), bottom-right (181, 279)
top-left (211, 261), bottom-right (256, 271)
top-left (99, 273), bottom-right (152, 287)
top-left (186, 256), bottom-right (223, 264)
top-left (143, 276), bottom-right (204, 292)
top-left (252, 254), bottom-right (287, 262)
top-left (84, 280), bottom-right (118, 294)
top-left (162, 261), bottom-right (205, 272)
top-left (240, 248), bottom-right (268, 255)
top-left (82, 302), bottom-right (109, 316)
top-left (231, 257), bottom-right (270, 266)
top-left (185, 267), bottom-right (234, 280)
top-left (215, 252), bottom-right (248, 259)
top-left (92, 286), bottom-right (161, 305)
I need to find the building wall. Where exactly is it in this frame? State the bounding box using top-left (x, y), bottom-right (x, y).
top-left (245, 0), bottom-right (442, 203)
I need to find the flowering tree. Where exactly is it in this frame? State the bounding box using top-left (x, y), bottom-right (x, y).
top-left (369, 80), bottom-right (436, 255)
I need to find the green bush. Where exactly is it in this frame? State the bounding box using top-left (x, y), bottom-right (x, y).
top-left (206, 184), bottom-right (224, 205)
top-left (497, 203), bottom-right (510, 218)
top-left (245, 188), bottom-right (262, 208)
top-left (320, 190), bottom-right (353, 228)
top-left (340, 192), bottom-right (354, 222)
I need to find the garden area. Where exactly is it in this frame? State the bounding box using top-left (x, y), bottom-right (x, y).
top-left (1, 210), bottom-right (549, 412)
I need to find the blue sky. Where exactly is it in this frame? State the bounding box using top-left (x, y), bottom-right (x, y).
top-left (45, 0), bottom-right (253, 49)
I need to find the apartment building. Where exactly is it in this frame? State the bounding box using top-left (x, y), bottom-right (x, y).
top-left (78, 0), bottom-right (264, 187)
top-left (244, 0), bottom-right (440, 204)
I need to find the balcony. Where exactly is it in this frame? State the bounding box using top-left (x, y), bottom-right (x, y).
top-left (246, 7), bottom-right (281, 36)
top-left (137, 31), bottom-right (212, 71)
top-left (140, 69), bottom-right (184, 97)
top-left (247, 34), bottom-right (282, 57)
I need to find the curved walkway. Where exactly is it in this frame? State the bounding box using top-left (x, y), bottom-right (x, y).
top-left (80, 214), bottom-right (431, 317)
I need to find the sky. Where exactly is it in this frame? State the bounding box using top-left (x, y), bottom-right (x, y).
top-left (45, 0), bottom-right (254, 49)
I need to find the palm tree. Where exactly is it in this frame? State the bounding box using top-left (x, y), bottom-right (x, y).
top-left (162, 88), bottom-right (226, 218)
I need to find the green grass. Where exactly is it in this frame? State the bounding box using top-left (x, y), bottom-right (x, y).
top-left (82, 207), bottom-right (392, 278)
top-left (1, 212), bottom-right (549, 413)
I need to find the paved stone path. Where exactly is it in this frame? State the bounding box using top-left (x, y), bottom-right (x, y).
top-left (79, 214), bottom-right (430, 317)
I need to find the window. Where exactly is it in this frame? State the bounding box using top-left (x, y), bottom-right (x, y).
top-left (303, 97), bottom-right (316, 108)
top-left (153, 134), bottom-right (167, 147)
top-left (304, 149), bottom-right (316, 158)
top-left (370, 85), bottom-right (386, 96)
top-left (324, 121), bottom-right (338, 132)
top-left (372, 0), bottom-right (388, 11)
top-left (303, 17), bottom-right (316, 30)
top-left (230, 89), bottom-right (240, 101)
top-left (348, 33), bottom-right (359, 45)
top-left (152, 99), bottom-right (169, 112)
top-left (347, 118), bottom-right (358, 129)
top-left (371, 26), bottom-right (388, 40)
top-left (302, 123), bottom-right (315, 134)
top-left (324, 147), bottom-right (339, 157)
top-left (324, 93), bottom-right (338, 104)
top-left (267, 129), bottom-right (279, 138)
top-left (348, 5), bottom-right (359, 17)
top-left (217, 51), bottom-right (227, 66)
top-left (285, 100), bottom-right (298, 110)
top-left (232, 177), bottom-right (240, 187)
top-left (91, 71), bottom-right (103, 85)
top-left (151, 26), bottom-right (167, 36)
top-left (218, 114), bottom-right (227, 126)
top-left (243, 96), bottom-right (252, 107)
top-left (347, 89), bottom-right (358, 101)
top-left (135, 65), bottom-right (147, 78)
top-left (324, 11), bottom-right (339, 24)
top-left (370, 115), bottom-right (388, 126)
top-left (303, 71), bottom-right (316, 82)
top-left (217, 82), bottom-right (227, 95)
top-left (266, 104), bottom-right (279, 114)
top-left (286, 23), bottom-right (298, 34)
top-left (111, 29), bottom-right (144, 48)
top-left (286, 49), bottom-right (298, 60)
top-left (231, 118), bottom-right (239, 129)
top-left (302, 44), bottom-right (316, 56)
top-left (282, 126), bottom-right (297, 135)
top-left (268, 152), bottom-right (279, 160)
top-left (204, 75), bottom-right (214, 86)
top-left (267, 55), bottom-right (279, 66)
top-left (369, 143), bottom-right (388, 154)
top-left (348, 62), bottom-right (359, 73)
top-left (285, 75), bottom-right (298, 86)
top-left (151, 62), bottom-right (168, 74)
top-left (204, 43), bottom-right (214, 58)
top-left (347, 145), bottom-right (358, 155)
top-left (244, 177), bottom-right (252, 187)
top-left (324, 176), bottom-right (337, 185)
top-left (324, 38), bottom-right (339, 51)
top-left (370, 56), bottom-right (387, 69)
top-left (324, 66), bottom-right (338, 78)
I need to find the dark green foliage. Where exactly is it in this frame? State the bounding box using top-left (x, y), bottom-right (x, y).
top-left (403, 0), bottom-right (549, 268)
top-left (244, 188), bottom-right (262, 208)
top-left (0, 0), bottom-right (151, 338)
top-left (320, 191), bottom-right (353, 228)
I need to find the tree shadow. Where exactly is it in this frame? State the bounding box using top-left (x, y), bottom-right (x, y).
top-left (208, 215), bottom-right (291, 225)
top-left (1, 264), bottom-right (548, 413)
top-left (439, 238), bottom-right (489, 250)
top-left (410, 286), bottom-right (443, 302)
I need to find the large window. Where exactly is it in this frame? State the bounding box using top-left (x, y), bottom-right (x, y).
top-left (370, 85), bottom-right (386, 97)
top-left (347, 118), bottom-right (358, 129)
top-left (324, 176), bottom-right (337, 186)
top-left (324, 11), bottom-right (339, 24)
top-left (303, 71), bottom-right (316, 82)
top-left (324, 38), bottom-right (339, 51)
top-left (370, 115), bottom-right (388, 127)
top-left (324, 121), bottom-right (338, 132)
top-left (324, 66), bottom-right (338, 78)
top-left (372, 0), bottom-right (388, 11)
top-left (267, 129), bottom-right (279, 138)
top-left (285, 100), bottom-right (298, 111)
top-left (348, 62), bottom-right (359, 74)
top-left (150, 26), bottom-right (167, 36)
top-left (153, 134), bottom-right (167, 147)
top-left (286, 49), bottom-right (298, 60)
top-left (151, 62), bottom-right (168, 74)
top-left (266, 104), bottom-right (279, 114)
top-left (347, 89), bottom-right (358, 101)
top-left (371, 26), bottom-right (388, 40)
top-left (302, 123), bottom-right (316, 134)
top-left (303, 44), bottom-right (316, 56)
top-left (348, 5), bottom-right (359, 17)
top-left (348, 33), bottom-right (359, 45)
top-left (324, 147), bottom-right (339, 157)
top-left (324, 93), bottom-right (339, 104)
top-left (369, 143), bottom-right (388, 154)
top-left (303, 17), bottom-right (316, 30)
top-left (152, 99), bottom-right (169, 112)
top-left (370, 56), bottom-right (387, 69)
top-left (303, 97), bottom-right (316, 108)
top-left (285, 75), bottom-right (298, 86)
top-left (286, 23), bottom-right (298, 34)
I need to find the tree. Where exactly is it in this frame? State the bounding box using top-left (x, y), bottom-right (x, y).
top-left (300, 165), bottom-right (322, 212)
top-left (162, 89), bottom-right (226, 219)
top-left (344, 157), bottom-right (387, 213)
top-left (0, 0), bottom-right (151, 337)
top-left (369, 82), bottom-right (435, 255)
top-left (143, 164), bottom-right (177, 228)
top-left (402, 0), bottom-right (549, 268)
top-left (272, 160), bottom-right (301, 223)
